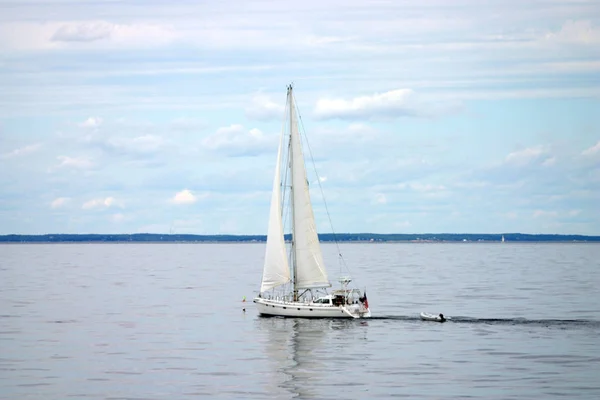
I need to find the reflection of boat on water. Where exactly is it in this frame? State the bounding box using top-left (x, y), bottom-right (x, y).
top-left (254, 85), bottom-right (370, 319)
top-left (257, 317), bottom-right (366, 398)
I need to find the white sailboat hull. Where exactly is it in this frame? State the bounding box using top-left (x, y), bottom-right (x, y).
top-left (254, 298), bottom-right (371, 319)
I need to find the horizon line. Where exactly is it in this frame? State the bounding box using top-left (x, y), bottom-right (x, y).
top-left (1, 232), bottom-right (599, 238)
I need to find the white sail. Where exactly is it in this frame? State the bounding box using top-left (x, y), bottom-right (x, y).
top-left (289, 92), bottom-right (330, 289)
top-left (260, 128), bottom-right (290, 292)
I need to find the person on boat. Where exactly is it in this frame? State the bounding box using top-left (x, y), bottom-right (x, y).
top-left (439, 313), bottom-right (446, 322)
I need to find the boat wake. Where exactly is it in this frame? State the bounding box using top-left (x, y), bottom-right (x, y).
top-left (370, 315), bottom-right (600, 328)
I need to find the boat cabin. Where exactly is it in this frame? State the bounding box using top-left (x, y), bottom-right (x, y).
top-left (312, 295), bottom-right (333, 305)
top-left (312, 293), bottom-right (354, 306)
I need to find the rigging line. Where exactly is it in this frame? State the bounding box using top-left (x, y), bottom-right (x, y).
top-left (292, 92), bottom-right (353, 277)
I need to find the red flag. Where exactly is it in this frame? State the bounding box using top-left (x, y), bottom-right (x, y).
top-left (361, 291), bottom-right (369, 309)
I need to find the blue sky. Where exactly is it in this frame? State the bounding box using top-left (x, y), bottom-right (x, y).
top-left (1, 0), bottom-right (599, 235)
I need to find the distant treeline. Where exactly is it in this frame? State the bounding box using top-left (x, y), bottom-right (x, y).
top-left (1, 233), bottom-right (599, 243)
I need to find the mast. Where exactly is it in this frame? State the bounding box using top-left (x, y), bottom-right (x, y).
top-left (289, 84), bottom-right (298, 301)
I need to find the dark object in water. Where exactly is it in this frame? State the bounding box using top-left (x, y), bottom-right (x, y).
top-left (420, 312), bottom-right (448, 322)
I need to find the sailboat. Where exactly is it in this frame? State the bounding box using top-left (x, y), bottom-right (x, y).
top-left (253, 85), bottom-right (371, 319)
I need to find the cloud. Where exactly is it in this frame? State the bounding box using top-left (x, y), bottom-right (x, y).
top-left (51, 21), bottom-right (178, 46)
top-left (50, 197), bottom-right (70, 209)
top-left (533, 210), bottom-right (558, 218)
top-left (79, 117), bottom-right (103, 128)
top-left (314, 89), bottom-right (417, 120)
top-left (0, 21), bottom-right (178, 51)
top-left (304, 35), bottom-right (355, 46)
top-left (82, 197), bottom-right (118, 210)
top-left (347, 123), bottom-right (376, 136)
top-left (107, 135), bottom-right (165, 154)
top-left (56, 155), bottom-right (94, 169)
top-left (170, 118), bottom-right (205, 131)
top-left (544, 20), bottom-right (600, 45)
top-left (373, 193), bottom-right (387, 205)
top-left (505, 145), bottom-right (549, 166)
top-left (245, 93), bottom-right (285, 120)
top-left (110, 213), bottom-right (126, 223)
top-left (0, 143), bottom-right (42, 159)
top-left (170, 189), bottom-right (201, 205)
top-left (310, 124), bottom-right (379, 155)
top-left (52, 22), bottom-right (113, 42)
top-left (202, 124), bottom-right (274, 156)
top-left (398, 182), bottom-right (447, 192)
top-left (582, 141), bottom-right (600, 157)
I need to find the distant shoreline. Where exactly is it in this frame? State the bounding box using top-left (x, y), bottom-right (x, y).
top-left (1, 233), bottom-right (599, 243)
top-left (1, 241), bottom-right (598, 245)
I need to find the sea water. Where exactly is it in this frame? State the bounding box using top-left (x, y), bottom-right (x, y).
top-left (1, 242), bottom-right (599, 399)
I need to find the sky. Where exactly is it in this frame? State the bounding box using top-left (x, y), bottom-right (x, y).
top-left (1, 0), bottom-right (599, 235)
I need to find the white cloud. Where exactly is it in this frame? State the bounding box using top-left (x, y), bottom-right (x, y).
top-left (69, 21), bottom-right (177, 46)
top-left (110, 213), bottom-right (126, 223)
top-left (170, 117), bottom-right (205, 131)
top-left (0, 21), bottom-right (178, 51)
top-left (568, 209), bottom-right (581, 217)
top-left (79, 117), bottom-right (102, 128)
top-left (304, 35), bottom-right (354, 46)
top-left (544, 20), bottom-right (600, 45)
top-left (542, 157), bottom-right (556, 166)
top-left (56, 155), bottom-right (94, 169)
top-left (582, 141), bottom-right (600, 156)
top-left (108, 135), bottom-right (164, 154)
top-left (50, 197), bottom-right (70, 209)
top-left (245, 93), bottom-right (285, 120)
top-left (314, 89), bottom-right (417, 119)
top-left (82, 197), bottom-right (118, 210)
top-left (202, 124), bottom-right (274, 156)
top-left (170, 189), bottom-right (203, 205)
top-left (505, 145), bottom-right (548, 166)
top-left (398, 182), bottom-right (446, 192)
top-left (347, 123), bottom-right (375, 135)
top-left (373, 193), bottom-right (387, 205)
top-left (52, 22), bottom-right (113, 42)
top-left (0, 143), bottom-right (42, 159)
top-left (533, 210), bottom-right (558, 218)
top-left (411, 183), bottom-right (446, 192)
top-left (313, 124), bottom-right (378, 150)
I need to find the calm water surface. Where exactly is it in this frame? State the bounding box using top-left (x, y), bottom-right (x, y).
top-left (1, 242), bottom-right (599, 399)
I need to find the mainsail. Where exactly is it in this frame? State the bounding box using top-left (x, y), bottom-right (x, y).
top-left (289, 90), bottom-right (330, 289)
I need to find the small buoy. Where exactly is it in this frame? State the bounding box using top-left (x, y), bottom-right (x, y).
top-left (242, 308), bottom-right (246, 312)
